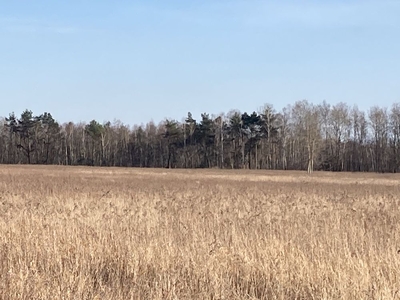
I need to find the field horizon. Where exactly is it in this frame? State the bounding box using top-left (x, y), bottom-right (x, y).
top-left (1, 165), bottom-right (399, 299)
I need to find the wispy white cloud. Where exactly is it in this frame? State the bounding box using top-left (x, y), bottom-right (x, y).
top-left (0, 16), bottom-right (77, 34)
top-left (125, 0), bottom-right (400, 30)
top-left (242, 0), bottom-right (400, 29)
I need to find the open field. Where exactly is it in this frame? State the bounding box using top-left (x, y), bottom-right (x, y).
top-left (1, 166), bottom-right (400, 299)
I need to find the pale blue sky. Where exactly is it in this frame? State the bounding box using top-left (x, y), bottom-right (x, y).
top-left (1, 0), bottom-right (399, 125)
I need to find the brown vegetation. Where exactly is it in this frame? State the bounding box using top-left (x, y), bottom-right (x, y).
top-left (0, 165), bottom-right (400, 299)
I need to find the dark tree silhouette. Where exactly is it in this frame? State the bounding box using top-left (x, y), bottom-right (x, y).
top-left (1, 101), bottom-right (400, 173)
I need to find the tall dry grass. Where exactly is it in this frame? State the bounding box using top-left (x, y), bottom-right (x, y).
top-left (0, 165), bottom-right (400, 299)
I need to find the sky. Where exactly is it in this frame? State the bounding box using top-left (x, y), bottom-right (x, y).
top-left (1, 0), bottom-right (399, 125)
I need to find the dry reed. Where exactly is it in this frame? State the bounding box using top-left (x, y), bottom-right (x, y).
top-left (0, 165), bottom-right (400, 299)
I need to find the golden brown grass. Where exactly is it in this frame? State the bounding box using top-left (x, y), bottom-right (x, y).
top-left (1, 165), bottom-right (400, 299)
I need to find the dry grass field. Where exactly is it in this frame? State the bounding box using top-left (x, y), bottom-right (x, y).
top-left (1, 165), bottom-right (400, 299)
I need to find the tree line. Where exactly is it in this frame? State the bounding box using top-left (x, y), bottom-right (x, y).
top-left (1, 100), bottom-right (400, 173)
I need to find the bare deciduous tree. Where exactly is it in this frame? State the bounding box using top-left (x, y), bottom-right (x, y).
top-left (1, 102), bottom-right (400, 173)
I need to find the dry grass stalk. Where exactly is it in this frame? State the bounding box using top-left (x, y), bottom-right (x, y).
top-left (0, 165), bottom-right (400, 299)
